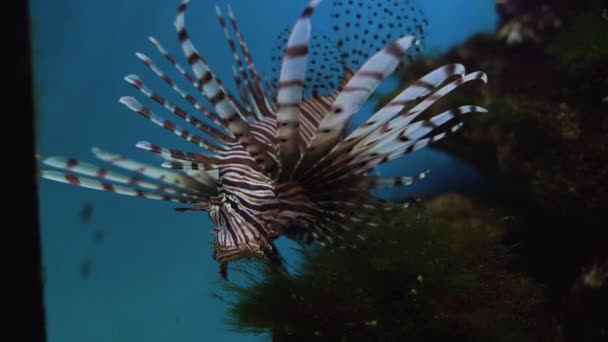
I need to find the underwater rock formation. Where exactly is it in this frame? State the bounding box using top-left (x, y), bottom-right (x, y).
top-left (561, 259), bottom-right (608, 341)
top-left (371, 0), bottom-right (607, 340)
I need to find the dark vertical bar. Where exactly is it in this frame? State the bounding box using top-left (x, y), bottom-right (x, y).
top-left (9, 0), bottom-right (47, 340)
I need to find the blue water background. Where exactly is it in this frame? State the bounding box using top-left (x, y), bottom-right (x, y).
top-left (31, 0), bottom-right (496, 341)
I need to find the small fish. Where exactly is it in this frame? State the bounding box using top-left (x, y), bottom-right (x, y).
top-left (80, 202), bottom-right (93, 223)
top-left (92, 229), bottom-right (105, 244)
top-left (39, 0), bottom-right (487, 279)
top-left (78, 259), bottom-right (93, 279)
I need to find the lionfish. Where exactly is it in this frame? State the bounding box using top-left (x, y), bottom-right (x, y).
top-left (39, 0), bottom-right (487, 278)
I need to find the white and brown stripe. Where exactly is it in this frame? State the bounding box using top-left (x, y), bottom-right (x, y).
top-left (276, 0), bottom-right (321, 160)
top-left (335, 64), bottom-right (466, 153)
top-left (40, 156), bottom-right (204, 198)
top-left (119, 95), bottom-right (226, 152)
top-left (135, 141), bottom-right (220, 170)
top-left (134, 49), bottom-right (229, 136)
top-left (90, 147), bottom-right (210, 189)
top-left (305, 70), bottom-right (486, 180)
top-left (297, 36), bottom-right (418, 173)
top-left (42, 171), bottom-right (195, 204)
top-left (216, 6), bottom-right (268, 120)
top-left (175, 0), bottom-right (275, 172)
top-left (225, 4), bottom-right (274, 117)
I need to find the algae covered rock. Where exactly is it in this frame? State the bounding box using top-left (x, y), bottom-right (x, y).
top-left (221, 194), bottom-right (550, 341)
top-left (361, 1), bottom-right (608, 340)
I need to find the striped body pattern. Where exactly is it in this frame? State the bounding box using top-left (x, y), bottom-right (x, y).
top-left (39, 0), bottom-right (487, 278)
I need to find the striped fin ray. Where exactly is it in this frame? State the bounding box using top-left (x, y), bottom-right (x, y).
top-left (276, 0), bottom-right (321, 163)
top-left (261, 73), bottom-right (278, 111)
top-left (311, 218), bottom-right (349, 247)
top-left (175, 0), bottom-right (275, 172)
top-left (134, 47), bottom-right (229, 137)
top-left (184, 169), bottom-right (219, 186)
top-left (366, 71), bottom-right (488, 144)
top-left (161, 160), bottom-right (217, 171)
top-left (307, 72), bottom-right (487, 181)
top-left (315, 200), bottom-right (409, 211)
top-left (231, 66), bottom-right (254, 115)
top-left (161, 154), bottom-right (218, 190)
top-left (356, 170), bottom-right (430, 190)
top-left (90, 147), bottom-right (213, 189)
top-left (335, 64), bottom-right (466, 153)
top-left (135, 141), bottom-right (220, 169)
top-left (119, 96), bottom-right (222, 152)
top-left (344, 105), bottom-right (486, 170)
top-left (147, 36), bottom-right (197, 90)
top-left (215, 5), bottom-right (263, 120)
top-left (305, 194), bottom-right (423, 245)
top-left (127, 52), bottom-right (236, 143)
top-left (298, 95), bottom-right (333, 152)
top-left (225, 4), bottom-right (274, 117)
top-left (121, 78), bottom-right (229, 151)
top-left (309, 204), bottom-right (390, 246)
top-left (297, 35), bottom-right (419, 174)
top-left (250, 117), bottom-right (279, 161)
top-left (40, 156), bottom-right (205, 198)
top-left (319, 208), bottom-right (378, 226)
top-left (298, 69), bottom-right (355, 152)
top-left (398, 105), bottom-right (486, 142)
top-left (41, 171), bottom-right (195, 203)
top-left (307, 119), bottom-right (462, 187)
top-left (341, 122), bottom-right (466, 179)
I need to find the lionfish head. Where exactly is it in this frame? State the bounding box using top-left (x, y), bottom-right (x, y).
top-left (174, 192), bottom-right (273, 267)
top-left (202, 193), bottom-right (271, 265)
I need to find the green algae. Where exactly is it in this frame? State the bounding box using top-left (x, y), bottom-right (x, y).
top-left (222, 195), bottom-right (547, 341)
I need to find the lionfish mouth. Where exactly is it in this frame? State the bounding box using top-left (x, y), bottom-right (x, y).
top-left (213, 241), bottom-right (267, 264)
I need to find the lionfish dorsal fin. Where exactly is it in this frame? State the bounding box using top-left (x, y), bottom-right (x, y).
top-left (118, 95), bottom-right (225, 154)
top-left (225, 4), bottom-right (275, 117)
top-left (350, 71), bottom-right (488, 158)
top-left (175, 0), bottom-right (275, 174)
top-left (216, 5), bottom-right (274, 120)
top-left (131, 43), bottom-right (234, 143)
top-left (296, 35), bottom-right (419, 174)
top-left (307, 63), bottom-right (466, 175)
top-left (297, 67), bottom-right (356, 152)
top-left (275, 0), bottom-right (322, 174)
top-left (311, 71), bottom-right (488, 182)
top-left (342, 64), bottom-right (466, 149)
